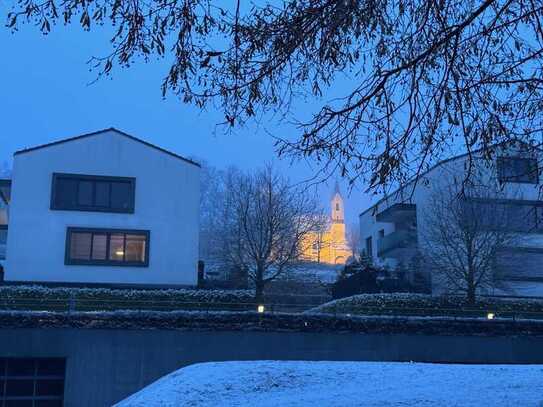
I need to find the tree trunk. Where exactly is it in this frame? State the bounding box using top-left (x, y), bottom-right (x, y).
top-left (254, 264), bottom-right (266, 304)
top-left (467, 283), bottom-right (476, 305)
top-left (466, 267), bottom-right (476, 305)
top-left (466, 247), bottom-right (476, 305)
top-left (255, 281), bottom-right (265, 304)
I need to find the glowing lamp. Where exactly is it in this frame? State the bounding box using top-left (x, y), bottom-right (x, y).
top-left (257, 305), bottom-right (265, 313)
top-left (115, 250), bottom-right (124, 256)
top-left (487, 312), bottom-right (495, 320)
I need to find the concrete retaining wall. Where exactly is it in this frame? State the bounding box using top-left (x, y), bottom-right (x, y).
top-left (1, 328), bottom-right (543, 406)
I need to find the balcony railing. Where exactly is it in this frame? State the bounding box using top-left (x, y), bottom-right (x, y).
top-left (376, 203), bottom-right (416, 223)
top-left (377, 230), bottom-right (417, 257)
top-left (0, 226), bottom-right (7, 260)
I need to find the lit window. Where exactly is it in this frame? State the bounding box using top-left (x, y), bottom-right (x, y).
top-left (66, 227), bottom-right (149, 266)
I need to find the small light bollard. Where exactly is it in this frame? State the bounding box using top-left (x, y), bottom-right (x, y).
top-left (487, 312), bottom-right (495, 320)
top-left (257, 304), bottom-right (265, 314)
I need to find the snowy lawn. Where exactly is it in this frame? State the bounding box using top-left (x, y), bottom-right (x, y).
top-left (116, 361), bottom-right (543, 406)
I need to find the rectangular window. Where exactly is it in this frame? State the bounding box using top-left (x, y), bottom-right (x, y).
top-left (0, 358), bottom-right (65, 406)
top-left (51, 173), bottom-right (135, 213)
top-left (365, 236), bottom-right (373, 257)
top-left (466, 199), bottom-right (543, 233)
top-left (0, 225), bottom-right (7, 260)
top-left (65, 227), bottom-right (149, 266)
top-left (497, 157), bottom-right (539, 184)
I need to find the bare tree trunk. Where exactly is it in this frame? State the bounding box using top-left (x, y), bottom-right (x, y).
top-left (466, 263), bottom-right (476, 305)
top-left (466, 279), bottom-right (476, 305)
top-left (254, 263), bottom-right (265, 303)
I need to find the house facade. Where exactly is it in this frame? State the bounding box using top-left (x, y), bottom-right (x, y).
top-left (5, 128), bottom-right (200, 286)
top-left (359, 141), bottom-right (543, 297)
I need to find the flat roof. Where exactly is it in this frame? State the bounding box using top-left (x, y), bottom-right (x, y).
top-left (358, 139), bottom-right (541, 218)
top-left (14, 128), bottom-right (200, 167)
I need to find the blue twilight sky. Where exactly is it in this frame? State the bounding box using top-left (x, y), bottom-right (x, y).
top-left (0, 10), bottom-right (374, 226)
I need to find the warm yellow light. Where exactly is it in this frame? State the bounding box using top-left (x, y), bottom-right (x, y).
top-left (257, 305), bottom-right (265, 313)
top-left (487, 312), bottom-right (495, 320)
top-left (115, 250), bottom-right (124, 256)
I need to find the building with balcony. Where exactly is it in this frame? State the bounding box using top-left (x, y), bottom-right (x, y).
top-left (359, 141), bottom-right (543, 296)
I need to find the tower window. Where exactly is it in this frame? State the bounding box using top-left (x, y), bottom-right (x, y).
top-left (336, 203), bottom-right (339, 211)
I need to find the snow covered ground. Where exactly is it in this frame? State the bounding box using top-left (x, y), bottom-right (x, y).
top-left (116, 361), bottom-right (543, 406)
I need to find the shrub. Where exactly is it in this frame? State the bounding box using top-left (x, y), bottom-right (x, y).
top-left (0, 285), bottom-right (255, 312)
top-left (309, 293), bottom-right (543, 319)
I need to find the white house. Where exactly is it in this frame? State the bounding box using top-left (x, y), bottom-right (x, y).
top-left (359, 141), bottom-right (543, 297)
top-left (5, 128), bottom-right (200, 287)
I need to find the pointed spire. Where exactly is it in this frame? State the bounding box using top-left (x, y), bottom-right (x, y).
top-left (334, 179), bottom-right (341, 196)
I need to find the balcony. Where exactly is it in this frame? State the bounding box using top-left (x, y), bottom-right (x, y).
top-left (376, 203), bottom-right (416, 223)
top-left (0, 226), bottom-right (6, 260)
top-left (377, 230), bottom-right (417, 258)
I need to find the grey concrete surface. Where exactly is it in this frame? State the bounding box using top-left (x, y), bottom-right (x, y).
top-left (0, 328), bottom-right (542, 406)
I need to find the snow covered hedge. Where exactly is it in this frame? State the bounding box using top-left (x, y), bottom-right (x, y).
top-left (0, 285), bottom-right (255, 312)
top-left (309, 293), bottom-right (543, 318)
top-left (1, 309), bottom-right (543, 336)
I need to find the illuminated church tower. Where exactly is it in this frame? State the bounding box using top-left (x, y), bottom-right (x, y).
top-left (329, 181), bottom-right (350, 264)
top-left (301, 181), bottom-right (351, 265)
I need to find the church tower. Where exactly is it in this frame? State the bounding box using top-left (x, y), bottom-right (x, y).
top-left (329, 181), bottom-right (349, 264)
top-left (331, 181), bottom-right (344, 223)
top-left (300, 181), bottom-right (351, 265)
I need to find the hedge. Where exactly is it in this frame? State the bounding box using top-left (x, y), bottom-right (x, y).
top-left (308, 293), bottom-right (543, 319)
top-left (0, 310), bottom-right (542, 336)
top-left (0, 285), bottom-right (255, 312)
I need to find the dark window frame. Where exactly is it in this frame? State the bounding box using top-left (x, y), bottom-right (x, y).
top-left (467, 197), bottom-right (543, 233)
top-left (51, 173), bottom-right (136, 213)
top-left (0, 357), bottom-right (65, 405)
top-left (65, 227), bottom-right (150, 267)
top-left (365, 236), bottom-right (373, 257)
top-left (497, 157), bottom-right (539, 184)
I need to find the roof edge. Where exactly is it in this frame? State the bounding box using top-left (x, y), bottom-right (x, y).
top-left (358, 139), bottom-right (542, 218)
top-left (14, 127), bottom-right (201, 168)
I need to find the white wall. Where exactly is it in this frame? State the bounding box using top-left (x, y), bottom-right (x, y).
top-left (5, 130), bottom-right (200, 286)
top-left (359, 142), bottom-right (543, 295)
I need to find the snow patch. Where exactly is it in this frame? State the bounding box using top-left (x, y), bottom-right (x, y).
top-left (116, 361), bottom-right (543, 406)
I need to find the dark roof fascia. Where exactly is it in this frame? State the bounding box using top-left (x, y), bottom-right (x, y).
top-left (358, 139), bottom-right (543, 218)
top-left (14, 128), bottom-right (201, 168)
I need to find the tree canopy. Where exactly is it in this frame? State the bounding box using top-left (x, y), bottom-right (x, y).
top-left (7, 0), bottom-right (543, 191)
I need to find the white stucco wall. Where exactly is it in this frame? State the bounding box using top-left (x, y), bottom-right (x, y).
top-left (5, 130), bottom-right (200, 286)
top-left (359, 142), bottom-right (543, 295)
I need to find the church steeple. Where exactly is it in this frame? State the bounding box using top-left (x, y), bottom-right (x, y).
top-left (331, 181), bottom-right (344, 223)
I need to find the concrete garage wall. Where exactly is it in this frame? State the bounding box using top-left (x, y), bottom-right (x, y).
top-left (1, 329), bottom-right (543, 407)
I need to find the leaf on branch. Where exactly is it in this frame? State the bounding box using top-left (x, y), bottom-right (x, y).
top-left (7, 13), bottom-right (17, 28)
